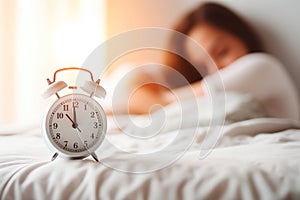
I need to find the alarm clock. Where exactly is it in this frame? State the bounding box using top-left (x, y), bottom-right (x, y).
top-left (41, 67), bottom-right (107, 162)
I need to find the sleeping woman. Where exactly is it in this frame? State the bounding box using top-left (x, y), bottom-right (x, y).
top-left (114, 2), bottom-right (300, 121)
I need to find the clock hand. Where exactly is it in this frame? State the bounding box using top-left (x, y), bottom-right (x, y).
top-left (72, 104), bottom-right (82, 133)
top-left (66, 114), bottom-right (82, 132)
top-left (72, 105), bottom-right (77, 128)
top-left (66, 113), bottom-right (75, 126)
top-left (75, 126), bottom-right (82, 133)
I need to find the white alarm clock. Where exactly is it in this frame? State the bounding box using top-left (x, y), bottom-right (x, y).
top-left (41, 67), bottom-right (107, 162)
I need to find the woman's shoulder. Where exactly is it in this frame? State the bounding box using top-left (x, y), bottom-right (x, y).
top-left (223, 52), bottom-right (288, 77)
top-left (235, 52), bottom-right (283, 67)
top-left (221, 52), bottom-right (299, 120)
top-left (242, 52), bottom-right (275, 59)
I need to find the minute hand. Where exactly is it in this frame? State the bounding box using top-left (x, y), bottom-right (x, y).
top-left (73, 105), bottom-right (77, 127)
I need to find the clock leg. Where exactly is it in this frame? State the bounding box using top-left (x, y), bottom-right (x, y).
top-left (51, 152), bottom-right (59, 161)
top-left (91, 152), bottom-right (99, 162)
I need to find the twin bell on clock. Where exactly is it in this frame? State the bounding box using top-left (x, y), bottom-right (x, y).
top-left (41, 67), bottom-right (107, 162)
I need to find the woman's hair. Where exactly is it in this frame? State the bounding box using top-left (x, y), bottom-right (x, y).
top-left (164, 2), bottom-right (263, 88)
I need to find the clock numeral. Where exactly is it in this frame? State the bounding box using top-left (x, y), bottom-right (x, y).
top-left (57, 113), bottom-right (63, 119)
top-left (64, 141), bottom-right (68, 148)
top-left (84, 104), bottom-right (87, 110)
top-left (56, 133), bottom-right (61, 140)
top-left (84, 140), bottom-right (88, 147)
top-left (91, 133), bottom-right (95, 139)
top-left (93, 122), bottom-right (98, 128)
top-left (63, 104), bottom-right (69, 111)
top-left (73, 101), bottom-right (79, 108)
top-left (53, 123), bottom-right (58, 129)
top-left (73, 142), bottom-right (79, 149)
top-left (90, 112), bottom-right (95, 118)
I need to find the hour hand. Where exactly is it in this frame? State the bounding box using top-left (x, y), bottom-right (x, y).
top-left (66, 113), bottom-right (75, 126)
top-left (66, 114), bottom-right (81, 132)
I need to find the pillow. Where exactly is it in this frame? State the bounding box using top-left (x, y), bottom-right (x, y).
top-left (160, 92), bottom-right (266, 128)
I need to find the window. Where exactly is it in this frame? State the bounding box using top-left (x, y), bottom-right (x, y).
top-left (0, 0), bottom-right (106, 127)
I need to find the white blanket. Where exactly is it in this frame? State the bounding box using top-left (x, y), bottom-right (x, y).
top-left (1, 93), bottom-right (300, 200)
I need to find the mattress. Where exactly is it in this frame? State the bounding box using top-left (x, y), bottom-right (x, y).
top-left (1, 93), bottom-right (300, 200)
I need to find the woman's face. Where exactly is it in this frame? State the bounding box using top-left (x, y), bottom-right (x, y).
top-left (185, 23), bottom-right (248, 73)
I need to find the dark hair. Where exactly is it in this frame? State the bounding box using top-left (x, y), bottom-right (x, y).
top-left (164, 2), bottom-right (263, 88)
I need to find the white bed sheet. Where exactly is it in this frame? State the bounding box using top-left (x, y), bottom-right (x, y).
top-left (1, 116), bottom-right (300, 200)
top-left (1, 93), bottom-right (300, 200)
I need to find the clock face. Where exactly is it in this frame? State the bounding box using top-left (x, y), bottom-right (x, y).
top-left (43, 93), bottom-right (107, 158)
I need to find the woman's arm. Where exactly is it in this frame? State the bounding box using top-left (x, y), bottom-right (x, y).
top-left (156, 81), bottom-right (205, 106)
top-left (128, 78), bottom-right (205, 114)
top-left (128, 83), bottom-right (171, 114)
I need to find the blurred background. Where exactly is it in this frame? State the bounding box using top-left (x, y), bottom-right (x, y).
top-left (1, 0), bottom-right (300, 128)
top-left (0, 0), bottom-right (106, 128)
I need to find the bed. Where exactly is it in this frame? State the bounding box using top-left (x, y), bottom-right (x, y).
top-left (1, 92), bottom-right (300, 200)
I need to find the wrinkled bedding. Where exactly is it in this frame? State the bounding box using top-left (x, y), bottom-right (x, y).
top-left (1, 93), bottom-right (300, 200)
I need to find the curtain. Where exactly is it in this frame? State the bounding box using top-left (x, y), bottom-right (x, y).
top-left (0, 0), bottom-right (106, 127)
